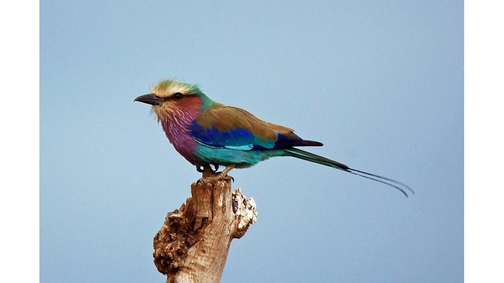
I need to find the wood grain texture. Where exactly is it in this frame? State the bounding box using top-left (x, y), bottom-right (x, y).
top-left (153, 169), bottom-right (257, 283)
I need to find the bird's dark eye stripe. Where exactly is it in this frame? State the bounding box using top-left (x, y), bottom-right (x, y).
top-left (173, 92), bottom-right (184, 99)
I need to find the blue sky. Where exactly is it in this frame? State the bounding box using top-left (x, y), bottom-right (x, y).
top-left (37, 1), bottom-right (464, 282)
top-left (1, 0), bottom-right (475, 282)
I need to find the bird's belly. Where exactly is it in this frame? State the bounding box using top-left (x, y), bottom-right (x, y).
top-left (193, 145), bottom-right (283, 167)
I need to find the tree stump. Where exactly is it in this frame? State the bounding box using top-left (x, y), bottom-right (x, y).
top-left (153, 168), bottom-right (257, 283)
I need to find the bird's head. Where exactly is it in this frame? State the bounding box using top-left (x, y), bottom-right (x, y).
top-left (134, 79), bottom-right (212, 121)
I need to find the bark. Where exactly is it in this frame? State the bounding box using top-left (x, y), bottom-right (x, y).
top-left (153, 168), bottom-right (257, 283)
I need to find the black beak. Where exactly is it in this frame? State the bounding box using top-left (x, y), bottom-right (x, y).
top-left (134, 93), bottom-right (163, 106)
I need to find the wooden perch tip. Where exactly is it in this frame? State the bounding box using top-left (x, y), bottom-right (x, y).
top-left (153, 178), bottom-right (257, 283)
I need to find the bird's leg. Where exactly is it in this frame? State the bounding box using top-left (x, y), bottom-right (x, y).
top-left (197, 164), bottom-right (219, 177)
top-left (219, 165), bottom-right (235, 177)
top-left (199, 165), bottom-right (235, 183)
top-left (200, 165), bottom-right (216, 178)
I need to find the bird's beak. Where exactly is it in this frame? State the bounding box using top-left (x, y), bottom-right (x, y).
top-left (134, 93), bottom-right (163, 106)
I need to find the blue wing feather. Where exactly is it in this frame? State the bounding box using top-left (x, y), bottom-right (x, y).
top-left (190, 122), bottom-right (274, 150)
top-left (190, 121), bottom-right (321, 151)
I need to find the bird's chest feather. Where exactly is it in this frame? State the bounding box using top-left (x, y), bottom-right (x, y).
top-left (159, 109), bottom-right (199, 164)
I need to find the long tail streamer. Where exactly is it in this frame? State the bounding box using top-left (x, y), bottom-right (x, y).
top-left (284, 148), bottom-right (414, 198)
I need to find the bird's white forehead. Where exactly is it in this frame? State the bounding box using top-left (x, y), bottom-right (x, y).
top-left (150, 79), bottom-right (196, 97)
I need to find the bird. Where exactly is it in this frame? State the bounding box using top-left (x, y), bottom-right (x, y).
top-left (134, 79), bottom-right (414, 197)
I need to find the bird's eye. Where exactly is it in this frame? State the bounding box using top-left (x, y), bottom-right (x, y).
top-left (173, 92), bottom-right (183, 100)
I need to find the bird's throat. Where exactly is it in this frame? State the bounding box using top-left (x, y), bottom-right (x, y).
top-left (158, 108), bottom-right (199, 164)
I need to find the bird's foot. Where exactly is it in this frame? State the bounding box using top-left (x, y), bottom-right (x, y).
top-left (198, 173), bottom-right (234, 184)
top-left (198, 165), bottom-right (235, 184)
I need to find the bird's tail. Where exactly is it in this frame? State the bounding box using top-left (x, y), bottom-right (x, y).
top-left (284, 148), bottom-right (414, 198)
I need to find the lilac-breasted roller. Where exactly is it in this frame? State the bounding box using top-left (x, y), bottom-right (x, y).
top-left (135, 79), bottom-right (413, 197)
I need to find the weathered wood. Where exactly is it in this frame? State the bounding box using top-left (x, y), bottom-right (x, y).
top-left (153, 168), bottom-right (257, 283)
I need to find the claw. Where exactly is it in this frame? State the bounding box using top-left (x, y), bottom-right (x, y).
top-left (198, 165), bottom-right (236, 183)
top-left (199, 174), bottom-right (234, 183)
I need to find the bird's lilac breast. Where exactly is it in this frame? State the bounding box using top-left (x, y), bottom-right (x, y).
top-left (160, 119), bottom-right (197, 163)
top-left (157, 104), bottom-right (202, 165)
